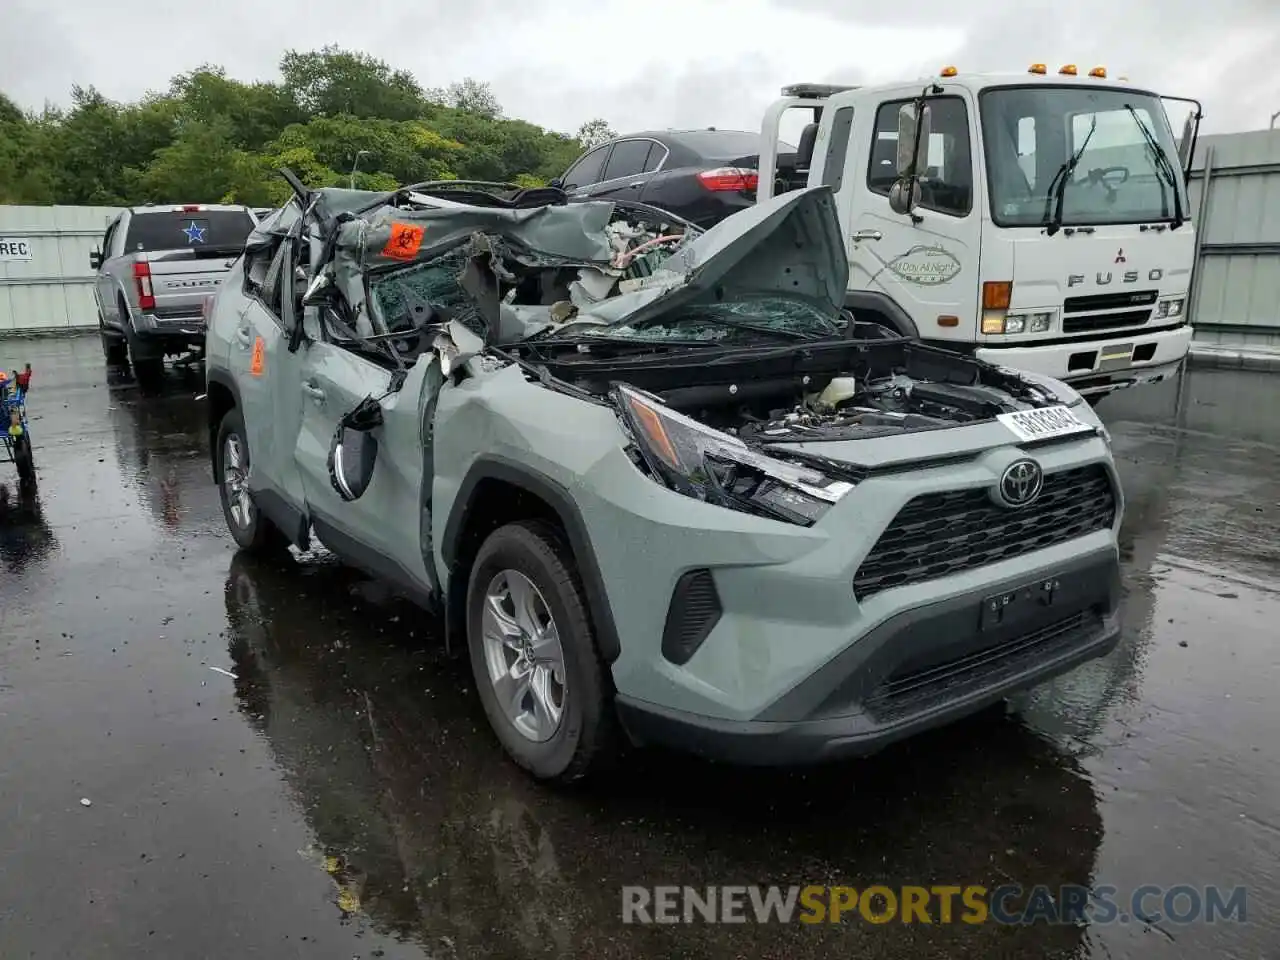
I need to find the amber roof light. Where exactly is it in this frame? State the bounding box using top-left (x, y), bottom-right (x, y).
top-left (1028, 63), bottom-right (1047, 74)
top-left (1059, 64), bottom-right (1078, 75)
top-left (1089, 66), bottom-right (1107, 78)
top-left (940, 65), bottom-right (958, 77)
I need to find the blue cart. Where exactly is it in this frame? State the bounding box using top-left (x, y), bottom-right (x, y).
top-left (1, 375), bottom-right (35, 488)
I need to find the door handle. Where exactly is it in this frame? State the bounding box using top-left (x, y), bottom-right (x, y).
top-left (235, 325), bottom-right (253, 347)
top-left (301, 382), bottom-right (326, 404)
top-left (850, 230), bottom-right (883, 242)
top-left (628, 182), bottom-right (644, 188)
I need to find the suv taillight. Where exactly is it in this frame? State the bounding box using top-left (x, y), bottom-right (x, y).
top-left (133, 261), bottom-right (155, 310)
top-left (696, 167), bottom-right (759, 192)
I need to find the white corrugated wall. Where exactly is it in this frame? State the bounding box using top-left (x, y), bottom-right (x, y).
top-left (1187, 131), bottom-right (1280, 348)
top-left (0, 204), bottom-right (122, 335)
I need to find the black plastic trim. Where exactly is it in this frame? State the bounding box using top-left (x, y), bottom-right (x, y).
top-left (312, 514), bottom-right (437, 610)
top-left (661, 569), bottom-right (723, 665)
top-left (442, 455), bottom-right (622, 663)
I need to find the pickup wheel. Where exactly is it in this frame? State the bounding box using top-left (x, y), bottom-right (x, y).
top-left (216, 408), bottom-right (289, 556)
top-left (466, 520), bottom-right (617, 783)
top-left (13, 432), bottom-right (36, 488)
top-left (131, 353), bottom-right (164, 394)
top-left (99, 319), bottom-right (128, 366)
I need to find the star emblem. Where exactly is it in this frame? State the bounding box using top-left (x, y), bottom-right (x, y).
top-left (183, 221), bottom-right (207, 244)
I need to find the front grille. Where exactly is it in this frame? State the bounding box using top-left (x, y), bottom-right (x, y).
top-left (864, 611), bottom-right (1101, 720)
top-left (853, 464), bottom-right (1116, 601)
top-left (1064, 290), bottom-right (1158, 312)
top-left (1062, 309), bottom-right (1152, 334)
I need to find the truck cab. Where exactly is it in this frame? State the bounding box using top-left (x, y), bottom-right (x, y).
top-left (758, 67), bottom-right (1201, 400)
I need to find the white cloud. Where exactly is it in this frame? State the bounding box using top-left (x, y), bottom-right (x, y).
top-left (2, 0), bottom-right (1278, 135)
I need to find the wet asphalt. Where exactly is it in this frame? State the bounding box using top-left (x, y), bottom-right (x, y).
top-left (1, 335), bottom-right (1277, 960)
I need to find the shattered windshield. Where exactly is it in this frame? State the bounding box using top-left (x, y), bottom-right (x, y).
top-left (582, 296), bottom-right (844, 342)
top-left (370, 248), bottom-right (485, 335)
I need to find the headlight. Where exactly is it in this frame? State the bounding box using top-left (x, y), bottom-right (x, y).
top-left (1029, 311), bottom-right (1053, 332)
top-left (1004, 314), bottom-right (1027, 335)
top-left (613, 384), bottom-right (854, 526)
top-left (1156, 297), bottom-right (1184, 319)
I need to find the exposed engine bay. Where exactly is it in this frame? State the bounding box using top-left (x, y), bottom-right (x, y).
top-left (513, 332), bottom-right (1069, 444)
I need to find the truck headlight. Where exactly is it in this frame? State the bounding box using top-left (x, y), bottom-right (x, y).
top-left (613, 384), bottom-right (854, 525)
top-left (1003, 314), bottom-right (1027, 334)
top-left (1156, 297), bottom-right (1184, 319)
top-left (1029, 311), bottom-right (1053, 332)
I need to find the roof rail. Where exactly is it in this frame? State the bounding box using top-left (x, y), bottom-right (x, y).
top-left (781, 83), bottom-right (859, 99)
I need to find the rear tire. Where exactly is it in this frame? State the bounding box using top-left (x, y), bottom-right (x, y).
top-left (100, 314), bottom-right (129, 366)
top-left (465, 520), bottom-right (617, 783)
top-left (131, 352), bottom-right (164, 394)
top-left (13, 432), bottom-right (35, 488)
top-left (216, 407), bottom-right (289, 556)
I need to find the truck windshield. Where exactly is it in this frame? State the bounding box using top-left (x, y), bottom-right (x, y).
top-left (979, 86), bottom-right (1186, 228)
top-left (124, 210), bottom-right (255, 253)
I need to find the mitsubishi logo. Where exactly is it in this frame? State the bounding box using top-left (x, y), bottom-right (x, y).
top-left (997, 459), bottom-right (1044, 508)
top-left (1115, 248), bottom-right (1126, 264)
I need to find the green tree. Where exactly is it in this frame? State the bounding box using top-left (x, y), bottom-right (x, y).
top-left (0, 46), bottom-right (619, 206)
top-left (576, 119), bottom-right (616, 149)
top-left (280, 46), bottom-right (424, 121)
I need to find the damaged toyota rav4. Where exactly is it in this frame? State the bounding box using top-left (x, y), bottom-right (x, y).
top-left (205, 172), bottom-right (1124, 782)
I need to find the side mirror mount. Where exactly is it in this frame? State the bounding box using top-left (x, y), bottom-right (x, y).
top-left (302, 271), bottom-right (331, 305)
top-left (89, 250), bottom-right (102, 269)
top-left (548, 177), bottom-right (564, 190)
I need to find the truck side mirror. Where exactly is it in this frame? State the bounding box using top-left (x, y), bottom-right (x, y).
top-left (890, 102), bottom-right (931, 215)
top-left (89, 250), bottom-right (102, 269)
top-left (1177, 112), bottom-right (1195, 175)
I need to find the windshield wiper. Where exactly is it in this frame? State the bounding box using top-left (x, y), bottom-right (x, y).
top-left (1043, 114), bottom-right (1097, 237)
top-left (1126, 104), bottom-right (1185, 230)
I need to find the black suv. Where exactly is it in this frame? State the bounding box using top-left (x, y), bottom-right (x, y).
top-left (552, 129), bottom-right (794, 227)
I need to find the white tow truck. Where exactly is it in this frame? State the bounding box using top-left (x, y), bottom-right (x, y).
top-left (757, 64), bottom-right (1202, 402)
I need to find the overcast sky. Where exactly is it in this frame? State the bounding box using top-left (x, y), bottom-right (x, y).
top-left (4, 0), bottom-right (1279, 138)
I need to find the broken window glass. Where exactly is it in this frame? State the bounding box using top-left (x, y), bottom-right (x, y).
top-left (370, 247), bottom-right (484, 335)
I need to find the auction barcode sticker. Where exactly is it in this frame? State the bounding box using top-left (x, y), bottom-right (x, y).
top-left (996, 405), bottom-right (1094, 442)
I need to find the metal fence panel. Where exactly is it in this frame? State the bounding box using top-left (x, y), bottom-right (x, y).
top-left (0, 204), bottom-right (121, 334)
top-left (1187, 131), bottom-right (1280, 347)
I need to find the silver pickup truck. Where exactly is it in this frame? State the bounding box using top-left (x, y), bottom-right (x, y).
top-left (92, 204), bottom-right (257, 392)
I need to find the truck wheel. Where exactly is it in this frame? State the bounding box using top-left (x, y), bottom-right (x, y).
top-left (465, 520), bottom-right (617, 782)
top-left (100, 325), bottom-right (128, 366)
top-left (13, 432), bottom-right (36, 488)
top-left (216, 408), bottom-right (289, 556)
top-left (131, 353), bottom-right (165, 394)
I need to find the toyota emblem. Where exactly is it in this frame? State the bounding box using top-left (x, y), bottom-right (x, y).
top-left (997, 459), bottom-right (1044, 508)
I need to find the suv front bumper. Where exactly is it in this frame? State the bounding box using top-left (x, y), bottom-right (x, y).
top-left (615, 546), bottom-right (1120, 765)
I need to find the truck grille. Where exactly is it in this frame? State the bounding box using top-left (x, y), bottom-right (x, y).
top-left (1062, 290), bottom-right (1157, 334)
top-left (852, 464), bottom-right (1116, 601)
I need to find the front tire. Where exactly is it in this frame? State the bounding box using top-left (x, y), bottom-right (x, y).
top-left (216, 408), bottom-right (289, 556)
top-left (466, 520), bottom-right (616, 782)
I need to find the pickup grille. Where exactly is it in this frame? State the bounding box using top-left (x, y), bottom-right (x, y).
top-left (853, 464), bottom-right (1116, 601)
top-left (1062, 290), bottom-right (1157, 334)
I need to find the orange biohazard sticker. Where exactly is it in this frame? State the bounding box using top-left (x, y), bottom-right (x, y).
top-left (382, 222), bottom-right (425, 260)
top-left (250, 336), bottom-right (265, 376)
